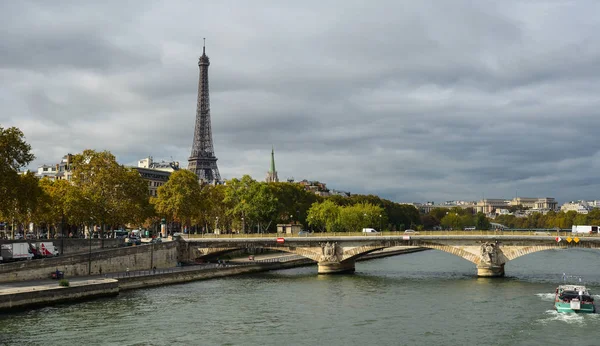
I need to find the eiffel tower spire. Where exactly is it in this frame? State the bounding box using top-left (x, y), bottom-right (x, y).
top-left (188, 39), bottom-right (221, 184)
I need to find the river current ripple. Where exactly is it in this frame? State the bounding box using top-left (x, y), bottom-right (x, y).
top-left (2, 249), bottom-right (600, 345)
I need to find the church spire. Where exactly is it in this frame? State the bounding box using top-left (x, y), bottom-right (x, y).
top-left (266, 145), bottom-right (279, 183)
top-left (270, 145), bottom-right (276, 173)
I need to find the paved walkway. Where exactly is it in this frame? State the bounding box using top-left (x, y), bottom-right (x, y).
top-left (0, 246), bottom-right (420, 296)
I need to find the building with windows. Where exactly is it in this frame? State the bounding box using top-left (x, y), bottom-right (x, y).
top-left (560, 201), bottom-right (596, 214)
top-left (34, 154), bottom-right (74, 181)
top-left (510, 197), bottom-right (557, 211)
top-left (475, 197), bottom-right (557, 214)
top-left (132, 157), bottom-right (180, 197)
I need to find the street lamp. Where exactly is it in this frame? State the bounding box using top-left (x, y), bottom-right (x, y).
top-left (215, 217), bottom-right (219, 234)
top-left (379, 214), bottom-right (382, 233)
top-left (241, 217), bottom-right (244, 234)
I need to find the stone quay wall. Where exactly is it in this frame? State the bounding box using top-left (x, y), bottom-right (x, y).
top-left (0, 238), bottom-right (125, 255)
top-left (0, 242), bottom-right (178, 283)
top-left (0, 279), bottom-right (119, 312)
top-left (118, 259), bottom-right (313, 291)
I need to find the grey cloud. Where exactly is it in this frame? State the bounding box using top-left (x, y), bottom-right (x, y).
top-left (2, 0), bottom-right (600, 203)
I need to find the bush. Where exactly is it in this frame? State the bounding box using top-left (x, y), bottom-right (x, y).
top-left (58, 279), bottom-right (70, 287)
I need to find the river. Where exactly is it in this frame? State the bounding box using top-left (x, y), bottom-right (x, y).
top-left (1, 248), bottom-right (600, 345)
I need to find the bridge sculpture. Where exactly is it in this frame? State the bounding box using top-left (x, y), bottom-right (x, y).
top-left (180, 235), bottom-right (600, 277)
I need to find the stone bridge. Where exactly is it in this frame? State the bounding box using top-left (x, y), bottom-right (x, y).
top-left (180, 235), bottom-right (600, 277)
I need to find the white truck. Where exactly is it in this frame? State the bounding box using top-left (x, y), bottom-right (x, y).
top-left (32, 242), bottom-right (59, 257)
top-left (0, 243), bottom-right (34, 262)
top-left (571, 225), bottom-right (599, 235)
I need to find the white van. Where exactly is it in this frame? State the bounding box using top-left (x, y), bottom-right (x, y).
top-left (362, 228), bottom-right (378, 233)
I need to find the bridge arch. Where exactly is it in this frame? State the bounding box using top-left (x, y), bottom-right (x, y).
top-left (408, 243), bottom-right (481, 264)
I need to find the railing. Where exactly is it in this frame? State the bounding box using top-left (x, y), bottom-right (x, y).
top-left (183, 230), bottom-right (597, 239)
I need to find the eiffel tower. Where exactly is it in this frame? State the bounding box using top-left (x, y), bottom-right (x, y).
top-left (188, 39), bottom-right (221, 184)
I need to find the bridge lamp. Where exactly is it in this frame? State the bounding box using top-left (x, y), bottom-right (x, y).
top-left (379, 214), bottom-right (382, 232)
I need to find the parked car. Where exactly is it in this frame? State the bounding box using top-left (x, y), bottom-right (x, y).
top-left (404, 229), bottom-right (419, 234)
top-left (298, 230), bottom-right (312, 236)
top-left (533, 231), bottom-right (550, 236)
top-left (125, 236), bottom-right (141, 246)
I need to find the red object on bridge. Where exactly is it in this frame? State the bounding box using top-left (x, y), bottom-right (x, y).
top-left (276, 237), bottom-right (285, 244)
top-left (556, 236), bottom-right (562, 242)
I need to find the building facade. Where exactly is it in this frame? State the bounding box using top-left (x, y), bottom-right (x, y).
top-left (34, 154), bottom-right (73, 181)
top-left (132, 157), bottom-right (179, 197)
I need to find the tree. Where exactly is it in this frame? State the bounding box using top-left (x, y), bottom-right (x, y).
top-left (475, 212), bottom-right (490, 230)
top-left (338, 203), bottom-right (385, 232)
top-left (152, 169), bottom-right (202, 232)
top-left (71, 149), bottom-right (151, 237)
top-left (223, 175), bottom-right (257, 233)
top-left (7, 172), bottom-right (42, 236)
top-left (245, 183), bottom-right (278, 233)
top-left (307, 200), bottom-right (341, 232)
top-left (268, 182), bottom-right (320, 230)
top-left (0, 126), bottom-right (35, 219)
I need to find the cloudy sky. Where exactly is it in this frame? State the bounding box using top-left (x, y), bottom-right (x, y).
top-left (2, 1), bottom-right (600, 204)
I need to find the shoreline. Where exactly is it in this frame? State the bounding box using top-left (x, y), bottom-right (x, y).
top-left (0, 247), bottom-right (428, 312)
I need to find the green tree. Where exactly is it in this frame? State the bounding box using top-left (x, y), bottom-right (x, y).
top-left (475, 212), bottom-right (490, 230)
top-left (338, 203), bottom-right (385, 232)
top-left (245, 183), bottom-right (278, 233)
top-left (307, 199), bottom-right (341, 232)
top-left (223, 175), bottom-right (257, 233)
top-left (152, 169), bottom-right (202, 232)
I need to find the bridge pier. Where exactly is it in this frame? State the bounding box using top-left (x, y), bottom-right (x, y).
top-left (476, 263), bottom-right (505, 277)
top-left (318, 260), bottom-right (355, 274)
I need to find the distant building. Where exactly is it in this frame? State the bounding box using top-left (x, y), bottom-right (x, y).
top-left (265, 146), bottom-right (279, 183)
top-left (297, 179), bottom-right (330, 197)
top-left (415, 201), bottom-right (476, 214)
top-left (510, 197), bottom-right (557, 211)
top-left (132, 157), bottom-right (180, 197)
top-left (561, 201), bottom-right (593, 214)
top-left (34, 154), bottom-right (74, 181)
top-left (137, 156), bottom-right (180, 172)
top-left (330, 189), bottom-right (351, 197)
top-left (475, 197), bottom-right (557, 214)
top-left (475, 199), bottom-right (509, 214)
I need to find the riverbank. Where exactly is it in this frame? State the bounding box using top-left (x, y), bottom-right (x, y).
top-left (0, 247), bottom-right (427, 312)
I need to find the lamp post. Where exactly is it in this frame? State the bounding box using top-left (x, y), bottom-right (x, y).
top-left (88, 224), bottom-right (92, 275)
top-left (241, 217), bottom-right (244, 234)
top-left (379, 214), bottom-right (382, 233)
top-left (215, 217), bottom-right (219, 234)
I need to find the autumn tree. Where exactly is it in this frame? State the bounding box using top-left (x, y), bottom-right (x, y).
top-left (0, 126), bottom-right (35, 228)
top-left (71, 149), bottom-right (151, 237)
top-left (152, 169), bottom-right (202, 232)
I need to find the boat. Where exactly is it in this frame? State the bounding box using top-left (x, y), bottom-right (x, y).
top-left (554, 277), bottom-right (596, 313)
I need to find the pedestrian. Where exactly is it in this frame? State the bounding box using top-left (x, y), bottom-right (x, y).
top-left (153, 266), bottom-right (156, 274)
top-left (126, 267), bottom-right (130, 277)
